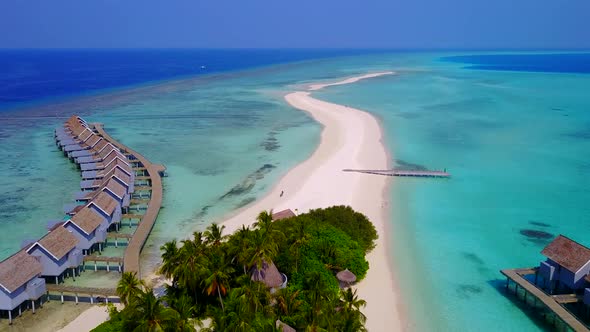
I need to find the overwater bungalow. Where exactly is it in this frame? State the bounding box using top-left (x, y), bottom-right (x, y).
top-left (501, 234), bottom-right (590, 331)
top-left (73, 141), bottom-right (119, 164)
top-left (68, 137), bottom-right (106, 161)
top-left (539, 235), bottom-right (590, 292)
top-left (26, 226), bottom-right (82, 284)
top-left (80, 167), bottom-right (134, 194)
top-left (87, 190), bottom-right (124, 227)
top-left (76, 178), bottom-right (130, 211)
top-left (82, 159), bottom-right (132, 180)
top-left (62, 132), bottom-right (102, 154)
top-left (0, 251), bottom-right (46, 324)
top-left (79, 149), bottom-right (128, 172)
top-left (58, 127), bottom-right (93, 147)
top-left (55, 116), bottom-right (88, 141)
top-left (63, 206), bottom-right (108, 255)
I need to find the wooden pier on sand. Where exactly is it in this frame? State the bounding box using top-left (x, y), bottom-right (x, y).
top-left (94, 123), bottom-right (165, 278)
top-left (342, 168), bottom-right (451, 178)
top-left (501, 268), bottom-right (589, 332)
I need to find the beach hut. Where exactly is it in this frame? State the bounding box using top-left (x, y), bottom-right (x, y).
top-left (26, 226), bottom-right (82, 284)
top-left (63, 206), bottom-right (108, 255)
top-left (336, 269), bottom-right (357, 288)
top-left (539, 235), bottom-right (590, 291)
top-left (0, 251), bottom-right (46, 324)
top-left (275, 320), bottom-right (296, 332)
top-left (250, 260), bottom-right (288, 293)
top-left (271, 209), bottom-right (296, 221)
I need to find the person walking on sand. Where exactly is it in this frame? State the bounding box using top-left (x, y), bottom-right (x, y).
top-left (280, 190), bottom-right (284, 197)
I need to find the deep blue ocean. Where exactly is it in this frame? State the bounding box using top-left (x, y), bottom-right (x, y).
top-left (443, 53), bottom-right (590, 73)
top-left (0, 50), bottom-right (589, 331)
top-left (0, 49), bottom-right (376, 111)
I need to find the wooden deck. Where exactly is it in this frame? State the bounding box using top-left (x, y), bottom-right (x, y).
top-left (342, 168), bottom-right (451, 178)
top-left (46, 284), bottom-right (118, 304)
top-left (501, 268), bottom-right (589, 331)
top-left (94, 123), bottom-right (165, 278)
top-left (84, 255), bottom-right (123, 263)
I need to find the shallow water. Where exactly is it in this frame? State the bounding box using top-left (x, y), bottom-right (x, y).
top-left (316, 53), bottom-right (590, 331)
top-left (1, 51), bottom-right (589, 331)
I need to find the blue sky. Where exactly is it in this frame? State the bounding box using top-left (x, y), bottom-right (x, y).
top-left (1, 0), bottom-right (589, 49)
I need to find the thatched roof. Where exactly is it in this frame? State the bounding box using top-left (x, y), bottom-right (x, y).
top-left (0, 251), bottom-right (42, 293)
top-left (276, 320), bottom-right (296, 332)
top-left (541, 235), bottom-right (590, 273)
top-left (251, 260), bottom-right (284, 288)
top-left (336, 269), bottom-right (357, 283)
top-left (272, 209), bottom-right (296, 221)
top-left (91, 191), bottom-right (119, 216)
top-left (30, 226), bottom-right (79, 260)
top-left (69, 206), bottom-right (104, 234)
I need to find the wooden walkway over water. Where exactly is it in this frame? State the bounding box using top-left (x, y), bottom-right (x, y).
top-left (501, 268), bottom-right (589, 332)
top-left (46, 284), bottom-right (118, 304)
top-left (94, 123), bottom-right (165, 278)
top-left (342, 168), bottom-right (451, 178)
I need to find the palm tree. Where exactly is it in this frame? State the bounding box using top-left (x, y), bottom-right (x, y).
top-left (203, 253), bottom-right (235, 311)
top-left (176, 232), bottom-right (209, 298)
top-left (254, 210), bottom-right (273, 233)
top-left (116, 272), bottom-right (144, 306)
top-left (159, 240), bottom-right (180, 283)
top-left (229, 225), bottom-right (252, 274)
top-left (233, 275), bottom-right (268, 314)
top-left (126, 288), bottom-right (181, 331)
top-left (274, 288), bottom-right (305, 327)
top-left (339, 288), bottom-right (366, 317)
top-left (289, 220), bottom-right (311, 272)
top-left (204, 223), bottom-right (227, 246)
top-left (248, 229), bottom-right (278, 272)
top-left (170, 293), bottom-right (198, 332)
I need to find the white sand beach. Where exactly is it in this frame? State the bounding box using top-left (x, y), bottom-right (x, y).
top-left (221, 71), bottom-right (403, 331)
top-left (57, 71), bottom-right (403, 332)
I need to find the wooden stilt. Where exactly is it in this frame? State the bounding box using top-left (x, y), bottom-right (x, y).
top-left (8, 310), bottom-right (12, 325)
top-left (75, 294), bottom-right (79, 305)
top-left (61, 292), bottom-right (64, 304)
top-left (32, 300), bottom-right (36, 313)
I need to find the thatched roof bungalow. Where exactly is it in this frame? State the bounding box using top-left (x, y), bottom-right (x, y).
top-left (250, 260), bottom-right (287, 293)
top-left (336, 269), bottom-right (357, 288)
top-left (272, 209), bottom-right (296, 221)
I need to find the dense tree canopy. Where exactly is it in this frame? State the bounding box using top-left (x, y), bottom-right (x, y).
top-left (93, 205), bottom-right (377, 332)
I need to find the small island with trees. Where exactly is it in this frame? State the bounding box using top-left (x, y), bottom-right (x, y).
top-left (93, 205), bottom-right (378, 332)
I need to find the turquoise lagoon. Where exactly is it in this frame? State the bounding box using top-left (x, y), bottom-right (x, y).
top-left (1, 51), bottom-right (589, 331)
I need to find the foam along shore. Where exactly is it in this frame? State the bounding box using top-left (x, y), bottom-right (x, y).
top-left (221, 71), bottom-right (403, 331)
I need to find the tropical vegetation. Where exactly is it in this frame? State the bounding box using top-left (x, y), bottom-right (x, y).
top-left (93, 205), bottom-right (377, 332)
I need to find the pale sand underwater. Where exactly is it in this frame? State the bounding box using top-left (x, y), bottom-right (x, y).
top-left (59, 71), bottom-right (404, 332)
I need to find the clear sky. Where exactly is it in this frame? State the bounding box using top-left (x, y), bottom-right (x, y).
top-left (1, 0), bottom-right (589, 49)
